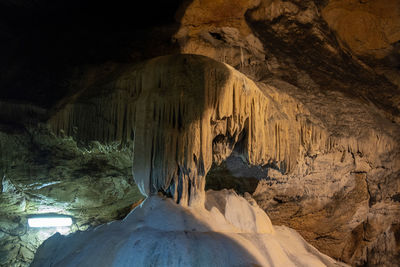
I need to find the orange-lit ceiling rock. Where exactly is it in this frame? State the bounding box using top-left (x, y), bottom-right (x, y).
top-left (174, 0), bottom-right (265, 67)
top-left (178, 0), bottom-right (259, 34)
top-left (322, 0), bottom-right (400, 59)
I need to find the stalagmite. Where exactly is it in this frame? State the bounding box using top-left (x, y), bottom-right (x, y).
top-left (31, 190), bottom-right (345, 267)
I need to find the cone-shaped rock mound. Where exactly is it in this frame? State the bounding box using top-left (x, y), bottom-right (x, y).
top-left (31, 190), bottom-right (346, 267)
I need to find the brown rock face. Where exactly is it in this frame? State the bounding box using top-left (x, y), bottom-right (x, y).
top-left (173, 1), bottom-right (400, 265)
top-left (252, 152), bottom-right (400, 265)
top-left (322, 0), bottom-right (400, 59)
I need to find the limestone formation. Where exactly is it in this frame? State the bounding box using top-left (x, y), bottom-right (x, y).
top-left (49, 55), bottom-right (325, 206)
top-left (170, 1), bottom-right (400, 265)
top-left (46, 53), bottom-right (400, 266)
top-left (0, 0), bottom-right (400, 266)
top-left (31, 190), bottom-right (346, 267)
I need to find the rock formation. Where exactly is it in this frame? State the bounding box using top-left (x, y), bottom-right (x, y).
top-left (49, 55), bottom-right (326, 206)
top-left (31, 190), bottom-right (346, 267)
top-left (43, 52), bottom-right (400, 265)
top-left (0, 0), bottom-right (399, 266)
top-left (171, 1), bottom-right (400, 265)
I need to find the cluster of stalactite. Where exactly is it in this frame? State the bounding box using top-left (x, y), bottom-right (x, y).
top-left (49, 54), bottom-right (399, 206)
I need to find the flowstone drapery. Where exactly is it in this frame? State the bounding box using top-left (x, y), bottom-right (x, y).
top-left (49, 55), bottom-right (328, 206)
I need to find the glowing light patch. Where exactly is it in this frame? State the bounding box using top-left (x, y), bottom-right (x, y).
top-left (28, 217), bottom-right (73, 228)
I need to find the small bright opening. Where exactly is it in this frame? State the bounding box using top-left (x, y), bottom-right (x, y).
top-left (28, 217), bottom-right (73, 227)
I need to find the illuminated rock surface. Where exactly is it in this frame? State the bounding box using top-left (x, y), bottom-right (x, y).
top-left (49, 54), bottom-right (327, 206)
top-left (42, 54), bottom-right (400, 266)
top-left (0, 126), bottom-right (142, 266)
top-left (31, 190), bottom-right (346, 267)
top-left (0, 0), bottom-right (399, 266)
top-left (322, 0), bottom-right (400, 59)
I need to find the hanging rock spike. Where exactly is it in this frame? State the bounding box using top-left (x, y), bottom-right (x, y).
top-left (49, 54), bottom-right (330, 206)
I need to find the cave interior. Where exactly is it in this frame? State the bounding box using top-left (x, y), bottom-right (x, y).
top-left (0, 0), bottom-right (400, 266)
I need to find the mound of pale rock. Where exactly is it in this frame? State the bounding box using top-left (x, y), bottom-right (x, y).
top-left (31, 190), bottom-right (346, 267)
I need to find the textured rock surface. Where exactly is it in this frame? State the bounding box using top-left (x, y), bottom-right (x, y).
top-left (0, 0), bottom-right (399, 266)
top-left (322, 0), bottom-right (400, 59)
top-left (0, 125), bottom-right (142, 266)
top-left (205, 155), bottom-right (261, 195)
top-left (172, 2), bottom-right (400, 265)
top-left (49, 55), bottom-right (326, 206)
top-left (252, 151), bottom-right (400, 265)
top-left (174, 0), bottom-right (400, 123)
top-left (49, 53), bottom-right (400, 265)
top-left (31, 190), bottom-right (346, 267)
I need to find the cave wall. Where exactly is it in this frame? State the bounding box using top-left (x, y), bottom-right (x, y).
top-left (0, 126), bottom-right (143, 266)
top-left (0, 0), bottom-right (399, 266)
top-left (171, 0), bottom-right (400, 265)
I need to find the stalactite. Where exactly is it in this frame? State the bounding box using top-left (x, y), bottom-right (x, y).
top-left (48, 54), bottom-right (399, 206)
